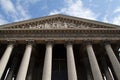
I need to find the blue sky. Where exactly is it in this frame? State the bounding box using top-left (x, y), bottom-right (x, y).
top-left (0, 0), bottom-right (120, 25)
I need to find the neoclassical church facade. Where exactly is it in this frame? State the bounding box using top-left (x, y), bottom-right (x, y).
top-left (0, 14), bottom-right (120, 80)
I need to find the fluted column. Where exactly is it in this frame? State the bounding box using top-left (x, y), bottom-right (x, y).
top-left (42, 42), bottom-right (52, 80)
top-left (86, 43), bottom-right (103, 80)
top-left (0, 44), bottom-right (14, 79)
top-left (66, 43), bottom-right (77, 80)
top-left (105, 43), bottom-right (120, 80)
top-left (16, 44), bottom-right (32, 80)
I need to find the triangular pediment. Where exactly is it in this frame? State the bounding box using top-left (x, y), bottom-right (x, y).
top-left (0, 14), bottom-right (120, 29)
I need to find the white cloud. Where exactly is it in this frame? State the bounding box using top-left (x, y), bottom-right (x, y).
top-left (103, 15), bottom-right (109, 23)
top-left (15, 0), bottom-right (41, 21)
top-left (15, 1), bottom-right (31, 21)
top-left (114, 7), bottom-right (120, 13)
top-left (49, 0), bottom-right (97, 20)
top-left (88, 0), bottom-right (93, 3)
top-left (17, 0), bottom-right (41, 9)
top-left (0, 0), bottom-right (30, 22)
top-left (0, 0), bottom-right (41, 24)
top-left (113, 7), bottom-right (120, 25)
top-left (112, 15), bottom-right (120, 25)
top-left (0, 14), bottom-right (8, 25)
top-left (0, 0), bottom-right (16, 14)
top-left (0, 19), bottom-right (8, 25)
top-left (103, 6), bottom-right (120, 25)
top-left (29, 0), bottom-right (41, 4)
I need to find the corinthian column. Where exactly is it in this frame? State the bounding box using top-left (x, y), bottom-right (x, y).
top-left (86, 43), bottom-right (103, 80)
top-left (66, 43), bottom-right (77, 80)
top-left (105, 43), bottom-right (120, 80)
top-left (0, 44), bottom-right (14, 79)
top-left (42, 42), bottom-right (52, 80)
top-left (16, 44), bottom-right (32, 80)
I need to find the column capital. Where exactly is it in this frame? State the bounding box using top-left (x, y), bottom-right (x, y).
top-left (102, 40), bottom-right (111, 45)
top-left (25, 40), bottom-right (34, 45)
top-left (83, 39), bottom-right (94, 43)
top-left (65, 39), bottom-right (74, 43)
top-left (7, 40), bottom-right (16, 45)
top-left (45, 39), bottom-right (54, 45)
top-left (84, 40), bottom-right (93, 46)
top-left (65, 39), bottom-right (74, 46)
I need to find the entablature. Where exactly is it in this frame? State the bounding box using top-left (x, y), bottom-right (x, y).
top-left (0, 29), bottom-right (120, 43)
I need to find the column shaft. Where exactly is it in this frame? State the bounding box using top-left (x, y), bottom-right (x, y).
top-left (0, 44), bottom-right (13, 79)
top-left (105, 44), bottom-right (120, 79)
top-left (42, 43), bottom-right (52, 80)
top-left (101, 57), bottom-right (113, 80)
top-left (66, 43), bottom-right (77, 80)
top-left (16, 44), bottom-right (32, 80)
top-left (86, 44), bottom-right (103, 80)
top-left (26, 57), bottom-right (35, 80)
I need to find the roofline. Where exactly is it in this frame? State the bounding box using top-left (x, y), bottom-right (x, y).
top-left (0, 14), bottom-right (120, 28)
top-left (59, 14), bottom-right (120, 28)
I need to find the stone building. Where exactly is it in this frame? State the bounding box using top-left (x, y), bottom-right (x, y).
top-left (0, 14), bottom-right (120, 80)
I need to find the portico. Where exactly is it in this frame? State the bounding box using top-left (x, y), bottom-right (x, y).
top-left (0, 14), bottom-right (120, 80)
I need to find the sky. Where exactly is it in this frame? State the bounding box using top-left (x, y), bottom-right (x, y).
top-left (0, 0), bottom-right (120, 25)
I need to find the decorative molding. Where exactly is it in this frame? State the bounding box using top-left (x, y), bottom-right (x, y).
top-left (0, 29), bottom-right (119, 41)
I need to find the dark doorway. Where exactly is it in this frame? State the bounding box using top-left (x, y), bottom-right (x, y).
top-left (52, 44), bottom-right (67, 80)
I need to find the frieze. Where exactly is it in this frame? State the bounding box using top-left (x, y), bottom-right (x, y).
top-left (21, 22), bottom-right (81, 29)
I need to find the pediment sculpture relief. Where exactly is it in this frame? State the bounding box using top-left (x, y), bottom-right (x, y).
top-left (25, 21), bottom-right (89, 29)
top-left (0, 14), bottom-right (118, 29)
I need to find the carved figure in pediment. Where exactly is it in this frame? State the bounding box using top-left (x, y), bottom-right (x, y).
top-left (79, 24), bottom-right (86, 28)
top-left (52, 22), bottom-right (58, 28)
top-left (60, 22), bottom-right (67, 28)
top-left (67, 23), bottom-right (75, 28)
top-left (29, 25), bottom-right (32, 29)
top-left (37, 24), bottom-right (44, 28)
top-left (57, 21), bottom-right (61, 28)
top-left (45, 23), bottom-right (50, 28)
